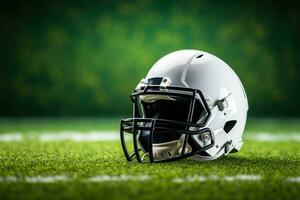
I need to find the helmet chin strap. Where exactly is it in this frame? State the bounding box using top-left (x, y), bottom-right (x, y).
top-left (190, 150), bottom-right (224, 161)
top-left (189, 140), bottom-right (232, 161)
top-left (150, 135), bottom-right (192, 161)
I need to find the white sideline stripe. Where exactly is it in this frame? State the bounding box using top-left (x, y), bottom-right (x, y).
top-left (0, 131), bottom-right (300, 142)
top-left (0, 175), bottom-right (299, 183)
top-left (39, 131), bottom-right (119, 141)
top-left (87, 175), bottom-right (151, 182)
top-left (246, 132), bottom-right (300, 142)
top-left (0, 133), bottom-right (23, 141)
top-left (0, 132), bottom-right (120, 142)
top-left (173, 175), bottom-right (261, 183)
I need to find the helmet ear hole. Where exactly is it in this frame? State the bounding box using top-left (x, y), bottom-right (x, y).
top-left (224, 120), bottom-right (237, 133)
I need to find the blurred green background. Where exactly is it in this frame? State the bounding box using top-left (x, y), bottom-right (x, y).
top-left (0, 0), bottom-right (299, 117)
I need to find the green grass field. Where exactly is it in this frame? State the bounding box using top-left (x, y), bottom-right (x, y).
top-left (0, 118), bottom-right (299, 200)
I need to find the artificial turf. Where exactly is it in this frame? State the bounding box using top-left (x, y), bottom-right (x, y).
top-left (0, 118), bottom-right (299, 200)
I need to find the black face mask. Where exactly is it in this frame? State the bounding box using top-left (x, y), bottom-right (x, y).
top-left (120, 85), bottom-right (213, 163)
top-left (138, 96), bottom-right (204, 152)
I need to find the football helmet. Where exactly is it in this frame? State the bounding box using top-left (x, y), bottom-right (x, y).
top-left (120, 49), bottom-right (248, 162)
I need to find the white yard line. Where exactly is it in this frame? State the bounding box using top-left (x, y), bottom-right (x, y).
top-left (223, 175), bottom-right (261, 181)
top-left (0, 131), bottom-right (300, 142)
top-left (87, 175), bottom-right (151, 182)
top-left (0, 175), bottom-right (149, 183)
top-left (25, 176), bottom-right (70, 183)
top-left (0, 175), bottom-right (299, 183)
top-left (285, 177), bottom-right (300, 183)
top-left (0, 176), bottom-right (70, 183)
top-left (173, 175), bottom-right (206, 183)
top-left (173, 175), bottom-right (261, 183)
top-left (0, 176), bottom-right (18, 182)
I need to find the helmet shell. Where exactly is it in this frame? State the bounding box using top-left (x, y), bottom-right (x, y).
top-left (146, 49), bottom-right (248, 160)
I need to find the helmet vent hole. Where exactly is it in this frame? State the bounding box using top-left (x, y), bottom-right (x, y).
top-left (168, 152), bottom-right (172, 157)
top-left (196, 54), bottom-right (203, 58)
top-left (224, 120), bottom-right (237, 133)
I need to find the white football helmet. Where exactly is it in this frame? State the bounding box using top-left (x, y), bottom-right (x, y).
top-left (120, 49), bottom-right (248, 162)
